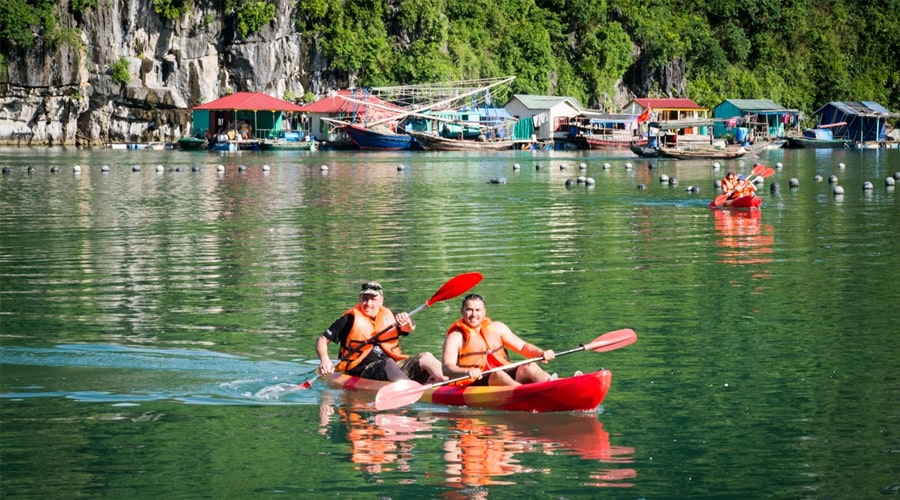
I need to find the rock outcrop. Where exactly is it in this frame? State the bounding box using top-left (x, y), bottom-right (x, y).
top-left (0, 0), bottom-right (324, 146)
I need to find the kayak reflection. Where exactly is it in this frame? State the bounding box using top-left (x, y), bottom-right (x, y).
top-left (441, 412), bottom-right (636, 491)
top-left (714, 209), bottom-right (775, 267)
top-left (318, 393), bottom-right (635, 491)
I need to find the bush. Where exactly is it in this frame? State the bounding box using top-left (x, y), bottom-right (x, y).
top-left (110, 56), bottom-right (130, 85)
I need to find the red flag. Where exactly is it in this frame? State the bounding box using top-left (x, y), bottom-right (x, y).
top-left (637, 108), bottom-right (651, 124)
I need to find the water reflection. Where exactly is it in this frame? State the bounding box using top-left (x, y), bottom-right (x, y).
top-left (318, 393), bottom-right (636, 495)
top-left (713, 209), bottom-right (775, 267)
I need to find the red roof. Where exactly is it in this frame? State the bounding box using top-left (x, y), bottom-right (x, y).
top-left (298, 90), bottom-right (405, 113)
top-left (633, 98), bottom-right (703, 110)
top-left (192, 92), bottom-right (305, 112)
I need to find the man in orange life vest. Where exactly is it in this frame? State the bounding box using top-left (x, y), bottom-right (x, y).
top-left (315, 281), bottom-right (447, 383)
top-left (442, 293), bottom-right (556, 386)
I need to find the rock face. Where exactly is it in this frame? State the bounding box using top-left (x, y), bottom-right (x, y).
top-left (0, 0), bottom-right (327, 146)
top-left (1, 1), bottom-right (677, 146)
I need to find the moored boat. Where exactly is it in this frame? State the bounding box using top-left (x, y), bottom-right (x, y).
top-left (785, 127), bottom-right (851, 148)
top-left (342, 123), bottom-right (417, 150)
top-left (407, 130), bottom-right (518, 151)
top-left (327, 369), bottom-right (612, 412)
top-left (658, 146), bottom-right (747, 160)
top-left (177, 135), bottom-right (208, 150)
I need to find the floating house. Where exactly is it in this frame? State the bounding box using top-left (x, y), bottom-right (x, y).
top-left (813, 101), bottom-right (899, 146)
top-left (621, 98), bottom-right (713, 145)
top-left (191, 92), bottom-right (306, 140)
top-left (503, 95), bottom-right (585, 147)
top-left (712, 99), bottom-right (798, 142)
top-left (406, 106), bottom-right (516, 140)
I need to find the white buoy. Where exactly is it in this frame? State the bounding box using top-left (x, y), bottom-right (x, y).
top-left (838, 162), bottom-right (846, 169)
top-left (776, 162), bottom-right (784, 169)
top-left (624, 162), bottom-right (633, 170)
top-left (579, 162), bottom-right (587, 170)
top-left (712, 162), bottom-right (721, 170)
top-left (603, 163), bottom-right (611, 170)
top-left (73, 165), bottom-right (82, 173)
top-left (513, 163), bottom-right (521, 170)
top-left (320, 165), bottom-right (328, 171)
top-left (101, 165), bottom-right (110, 172)
top-left (216, 165), bottom-right (225, 172)
top-left (156, 165), bottom-right (164, 172)
top-left (262, 165), bottom-right (270, 171)
top-left (585, 177), bottom-right (596, 186)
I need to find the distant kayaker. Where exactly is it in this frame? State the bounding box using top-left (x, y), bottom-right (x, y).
top-left (315, 281), bottom-right (448, 383)
top-left (720, 172), bottom-right (738, 193)
top-left (442, 293), bottom-right (557, 386)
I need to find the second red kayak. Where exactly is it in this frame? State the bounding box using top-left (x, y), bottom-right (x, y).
top-left (709, 194), bottom-right (762, 209)
top-left (327, 369), bottom-right (613, 413)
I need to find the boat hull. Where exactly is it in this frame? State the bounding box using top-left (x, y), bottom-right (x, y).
top-left (407, 131), bottom-right (516, 151)
top-left (659, 147), bottom-right (747, 160)
top-left (785, 137), bottom-right (850, 149)
top-left (583, 136), bottom-right (648, 150)
top-left (328, 369), bottom-right (613, 412)
top-left (343, 124), bottom-right (416, 150)
top-left (258, 140), bottom-right (317, 151)
top-left (708, 194), bottom-right (762, 209)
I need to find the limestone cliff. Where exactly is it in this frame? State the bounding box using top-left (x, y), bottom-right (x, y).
top-left (0, 0), bottom-right (332, 146)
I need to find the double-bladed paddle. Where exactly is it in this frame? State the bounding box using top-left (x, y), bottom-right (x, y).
top-left (373, 328), bottom-right (638, 411)
top-left (293, 271), bottom-right (484, 390)
top-left (714, 164), bottom-right (776, 207)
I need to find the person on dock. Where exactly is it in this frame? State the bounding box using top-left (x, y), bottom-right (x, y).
top-left (442, 293), bottom-right (557, 386)
top-left (315, 281), bottom-right (448, 383)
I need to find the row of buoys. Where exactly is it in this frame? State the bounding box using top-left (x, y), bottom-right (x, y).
top-left (0, 164), bottom-right (284, 174)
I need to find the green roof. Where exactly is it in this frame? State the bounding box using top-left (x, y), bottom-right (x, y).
top-left (510, 94), bottom-right (584, 111)
top-left (721, 99), bottom-right (790, 112)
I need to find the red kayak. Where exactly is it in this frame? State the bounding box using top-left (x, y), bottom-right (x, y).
top-left (708, 194), bottom-right (762, 209)
top-left (327, 369), bottom-right (613, 413)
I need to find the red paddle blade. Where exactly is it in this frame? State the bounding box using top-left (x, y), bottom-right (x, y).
top-left (425, 272), bottom-right (483, 306)
top-left (714, 194), bottom-right (728, 206)
top-left (583, 329), bottom-right (638, 352)
top-left (374, 379), bottom-right (427, 411)
top-left (751, 163), bottom-right (766, 176)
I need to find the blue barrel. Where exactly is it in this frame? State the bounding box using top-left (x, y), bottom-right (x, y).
top-left (735, 127), bottom-right (748, 143)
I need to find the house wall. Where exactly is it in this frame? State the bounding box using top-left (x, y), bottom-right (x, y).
top-left (712, 102), bottom-right (742, 137)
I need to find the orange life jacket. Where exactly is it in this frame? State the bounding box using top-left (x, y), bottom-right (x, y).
top-left (446, 317), bottom-right (510, 371)
top-left (336, 305), bottom-right (407, 372)
top-left (721, 177), bottom-right (737, 193)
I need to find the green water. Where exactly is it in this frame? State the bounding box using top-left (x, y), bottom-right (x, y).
top-left (1, 146), bottom-right (898, 498)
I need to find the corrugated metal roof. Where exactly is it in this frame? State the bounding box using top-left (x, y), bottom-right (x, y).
top-left (721, 99), bottom-right (790, 112)
top-left (633, 98), bottom-right (703, 109)
top-left (814, 101), bottom-right (897, 117)
top-left (511, 94), bottom-right (584, 111)
top-left (298, 90), bottom-right (403, 113)
top-left (192, 92), bottom-right (305, 111)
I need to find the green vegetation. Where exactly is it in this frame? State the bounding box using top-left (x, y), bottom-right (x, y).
top-left (153, 0), bottom-right (193, 21)
top-left (294, 0), bottom-right (899, 113)
top-left (1, 0), bottom-right (897, 115)
top-left (226, 0), bottom-right (276, 38)
top-left (109, 56), bottom-right (130, 85)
